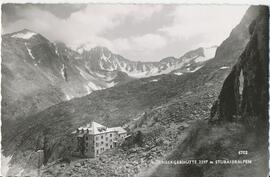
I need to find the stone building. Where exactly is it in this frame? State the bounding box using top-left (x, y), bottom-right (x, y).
top-left (71, 122), bottom-right (127, 158)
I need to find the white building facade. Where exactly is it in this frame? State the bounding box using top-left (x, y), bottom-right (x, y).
top-left (71, 122), bottom-right (127, 158)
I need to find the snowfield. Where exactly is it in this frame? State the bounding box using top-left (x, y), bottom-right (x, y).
top-left (12, 31), bottom-right (36, 39)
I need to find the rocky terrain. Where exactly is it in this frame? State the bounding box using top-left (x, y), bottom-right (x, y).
top-left (2, 5), bottom-right (267, 177)
top-left (149, 5), bottom-right (268, 177)
top-left (39, 122), bottom-right (192, 177)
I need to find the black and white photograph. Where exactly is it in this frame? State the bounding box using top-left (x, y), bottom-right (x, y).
top-left (1, 2), bottom-right (269, 177)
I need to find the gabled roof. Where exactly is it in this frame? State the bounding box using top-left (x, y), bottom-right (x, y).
top-left (108, 127), bottom-right (127, 134)
top-left (73, 121), bottom-right (127, 135)
top-left (91, 122), bottom-right (107, 134)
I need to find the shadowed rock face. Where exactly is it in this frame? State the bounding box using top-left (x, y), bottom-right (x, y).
top-left (210, 6), bottom-right (269, 134)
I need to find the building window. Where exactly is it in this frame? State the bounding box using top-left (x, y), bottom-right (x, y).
top-left (96, 143), bottom-right (99, 147)
top-left (110, 145), bottom-right (113, 149)
top-left (110, 134), bottom-right (112, 137)
top-left (110, 139), bottom-right (112, 142)
top-left (96, 150), bottom-right (99, 154)
top-left (101, 135), bottom-right (103, 139)
top-left (96, 136), bottom-right (99, 140)
top-left (106, 143), bottom-right (108, 147)
top-left (85, 136), bottom-right (88, 140)
top-left (101, 141), bottom-right (103, 145)
top-left (106, 137), bottom-right (108, 141)
top-left (86, 143), bottom-right (88, 146)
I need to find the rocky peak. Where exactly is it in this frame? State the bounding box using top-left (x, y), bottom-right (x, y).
top-left (89, 46), bottom-right (113, 59)
top-left (181, 47), bottom-right (204, 59)
top-left (214, 6), bottom-right (260, 65)
top-left (16, 28), bottom-right (35, 34)
top-left (160, 56), bottom-right (178, 63)
top-left (91, 46), bottom-right (111, 53)
top-left (7, 28), bottom-right (45, 41)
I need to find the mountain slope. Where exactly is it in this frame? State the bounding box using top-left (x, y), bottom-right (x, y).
top-left (149, 5), bottom-right (269, 177)
top-left (1, 29), bottom-right (216, 126)
top-left (1, 30), bottom-right (134, 146)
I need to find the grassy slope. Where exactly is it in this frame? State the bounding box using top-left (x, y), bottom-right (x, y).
top-left (150, 121), bottom-right (268, 177)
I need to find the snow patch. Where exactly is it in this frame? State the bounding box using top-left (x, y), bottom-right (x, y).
top-left (143, 65), bottom-right (147, 72)
top-left (190, 65), bottom-right (204, 73)
top-left (1, 152), bottom-right (12, 177)
top-left (60, 64), bottom-right (66, 80)
top-left (77, 48), bottom-right (84, 54)
top-left (150, 79), bottom-right (158, 82)
top-left (101, 52), bottom-right (111, 62)
top-left (85, 85), bottom-right (92, 94)
top-left (106, 81), bottom-right (116, 87)
top-left (65, 93), bottom-right (74, 100)
top-left (174, 72), bottom-right (183, 76)
top-left (220, 66), bottom-right (229, 69)
top-left (25, 43), bottom-right (35, 60)
top-left (12, 31), bottom-right (36, 39)
top-left (55, 48), bottom-right (59, 56)
top-left (87, 82), bottom-right (102, 91)
top-left (133, 117), bottom-right (140, 121)
top-left (99, 61), bottom-right (107, 71)
top-left (94, 72), bottom-right (106, 78)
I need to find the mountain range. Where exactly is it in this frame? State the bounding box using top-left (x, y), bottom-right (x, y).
top-left (2, 30), bottom-right (217, 125)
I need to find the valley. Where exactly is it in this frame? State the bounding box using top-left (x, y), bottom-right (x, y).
top-left (2, 29), bottom-right (216, 134)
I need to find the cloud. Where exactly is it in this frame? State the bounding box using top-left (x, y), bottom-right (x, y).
top-left (75, 33), bottom-right (167, 60)
top-left (3, 4), bottom-right (162, 46)
top-left (159, 5), bottom-right (248, 47)
top-left (3, 4), bottom-right (249, 61)
top-left (110, 33), bottom-right (167, 60)
top-left (131, 34), bottom-right (167, 51)
top-left (111, 33), bottom-right (167, 52)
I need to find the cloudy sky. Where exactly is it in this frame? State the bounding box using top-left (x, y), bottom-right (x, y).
top-left (2, 4), bottom-right (248, 61)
